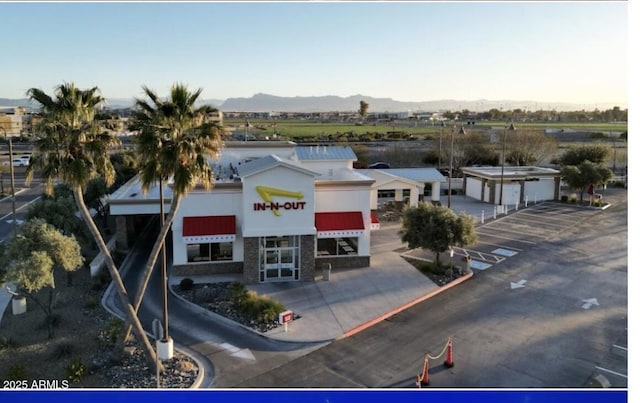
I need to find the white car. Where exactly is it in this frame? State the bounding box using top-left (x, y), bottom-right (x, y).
top-left (2, 158), bottom-right (28, 167)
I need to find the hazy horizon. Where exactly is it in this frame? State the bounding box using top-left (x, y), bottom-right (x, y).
top-left (0, 2), bottom-right (630, 107)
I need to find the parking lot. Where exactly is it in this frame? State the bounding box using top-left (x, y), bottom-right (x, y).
top-left (400, 191), bottom-right (627, 387)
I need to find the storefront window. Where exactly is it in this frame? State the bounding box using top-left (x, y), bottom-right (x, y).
top-left (317, 237), bottom-right (358, 256)
top-left (187, 242), bottom-right (233, 262)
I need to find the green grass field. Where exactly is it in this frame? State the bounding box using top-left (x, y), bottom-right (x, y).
top-left (225, 118), bottom-right (627, 140)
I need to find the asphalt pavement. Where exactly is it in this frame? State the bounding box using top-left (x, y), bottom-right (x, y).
top-left (0, 192), bottom-right (625, 388)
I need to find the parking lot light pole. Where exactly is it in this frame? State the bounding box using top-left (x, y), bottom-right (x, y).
top-left (0, 126), bottom-right (17, 237)
top-left (499, 122), bottom-right (517, 208)
top-left (448, 125), bottom-right (466, 209)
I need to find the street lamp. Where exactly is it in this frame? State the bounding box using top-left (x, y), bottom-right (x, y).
top-left (0, 124), bottom-right (17, 237)
top-left (438, 121), bottom-right (446, 170)
top-left (448, 125), bottom-right (466, 209)
top-left (498, 122), bottom-right (517, 207)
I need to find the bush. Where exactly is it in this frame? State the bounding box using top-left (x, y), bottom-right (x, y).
top-left (6, 364), bottom-right (27, 381)
top-left (569, 194), bottom-right (578, 203)
top-left (179, 278), bottom-right (194, 291)
top-left (103, 317), bottom-right (123, 346)
top-left (239, 290), bottom-right (285, 324)
top-left (229, 281), bottom-right (248, 305)
top-left (51, 341), bottom-right (75, 360)
top-left (0, 336), bottom-right (14, 350)
top-left (65, 358), bottom-right (86, 383)
top-left (560, 195), bottom-right (568, 202)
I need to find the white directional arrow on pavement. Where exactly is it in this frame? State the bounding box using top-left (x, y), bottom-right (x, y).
top-left (582, 298), bottom-right (600, 309)
top-left (510, 279), bottom-right (527, 289)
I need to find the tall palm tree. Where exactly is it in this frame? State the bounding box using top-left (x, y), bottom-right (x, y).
top-left (121, 83), bottom-right (223, 346)
top-left (25, 82), bottom-right (159, 371)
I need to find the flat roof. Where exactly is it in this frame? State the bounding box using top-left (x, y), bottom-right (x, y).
top-left (461, 166), bottom-right (560, 180)
top-left (359, 168), bottom-right (445, 183)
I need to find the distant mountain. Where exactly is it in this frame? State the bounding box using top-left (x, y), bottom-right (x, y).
top-left (1, 95), bottom-right (623, 113)
top-left (220, 93), bottom-right (624, 113)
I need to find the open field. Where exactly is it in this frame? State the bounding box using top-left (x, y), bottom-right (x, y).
top-left (224, 118), bottom-right (627, 140)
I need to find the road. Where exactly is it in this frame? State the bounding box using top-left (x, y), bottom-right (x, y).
top-left (106, 221), bottom-right (328, 388)
top-left (0, 167), bottom-right (44, 242)
top-left (234, 189), bottom-right (627, 388)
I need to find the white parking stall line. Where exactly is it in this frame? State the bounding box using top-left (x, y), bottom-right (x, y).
top-left (474, 239), bottom-right (524, 252)
top-left (475, 230), bottom-right (537, 245)
top-left (478, 225), bottom-right (547, 240)
top-left (455, 248), bottom-right (505, 264)
top-left (594, 366), bottom-right (627, 379)
top-left (513, 211), bottom-right (581, 225)
top-left (502, 215), bottom-right (569, 229)
top-left (613, 344), bottom-right (627, 352)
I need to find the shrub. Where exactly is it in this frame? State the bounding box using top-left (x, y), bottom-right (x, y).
top-left (569, 194), bottom-right (578, 203)
top-left (65, 358), bottom-right (86, 383)
top-left (6, 364), bottom-right (27, 381)
top-left (179, 278), bottom-right (194, 291)
top-left (239, 290), bottom-right (285, 324)
top-left (51, 341), bottom-right (75, 360)
top-left (228, 281), bottom-right (248, 305)
top-left (560, 195), bottom-right (568, 202)
top-left (0, 336), bottom-right (14, 350)
top-left (103, 317), bottom-right (123, 345)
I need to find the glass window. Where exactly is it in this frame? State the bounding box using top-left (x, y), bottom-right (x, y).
top-left (187, 242), bottom-right (233, 263)
top-left (317, 237), bottom-right (358, 256)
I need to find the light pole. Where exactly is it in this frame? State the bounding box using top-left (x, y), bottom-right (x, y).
top-left (448, 125), bottom-right (466, 209)
top-left (438, 121), bottom-right (446, 171)
top-left (0, 125), bottom-right (17, 237)
top-left (499, 122), bottom-right (517, 207)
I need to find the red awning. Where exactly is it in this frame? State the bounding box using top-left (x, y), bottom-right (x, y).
top-left (370, 212), bottom-right (380, 230)
top-left (183, 216), bottom-right (236, 243)
top-left (315, 212), bottom-right (365, 238)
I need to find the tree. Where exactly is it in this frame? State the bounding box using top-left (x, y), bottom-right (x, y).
top-left (0, 219), bottom-right (84, 338)
top-left (400, 203), bottom-right (477, 266)
top-left (121, 83), bottom-right (223, 348)
top-left (25, 194), bottom-right (93, 254)
top-left (559, 144), bottom-right (611, 166)
top-left (358, 100), bottom-right (369, 121)
top-left (561, 160), bottom-right (613, 204)
top-left (505, 128), bottom-right (558, 166)
top-left (25, 82), bottom-right (159, 371)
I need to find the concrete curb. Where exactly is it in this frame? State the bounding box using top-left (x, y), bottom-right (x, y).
top-left (338, 269), bottom-right (474, 340)
top-left (100, 221), bottom-right (208, 389)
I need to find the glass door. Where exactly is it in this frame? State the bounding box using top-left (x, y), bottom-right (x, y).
top-left (259, 236), bottom-right (300, 282)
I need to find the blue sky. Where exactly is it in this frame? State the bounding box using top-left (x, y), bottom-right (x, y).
top-left (0, 1), bottom-right (630, 107)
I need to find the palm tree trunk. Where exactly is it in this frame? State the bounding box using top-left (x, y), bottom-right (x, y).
top-left (72, 186), bottom-right (159, 372)
top-left (118, 193), bottom-right (182, 348)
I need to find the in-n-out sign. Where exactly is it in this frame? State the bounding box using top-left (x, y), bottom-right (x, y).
top-left (254, 186), bottom-right (306, 216)
top-left (279, 310), bottom-right (294, 332)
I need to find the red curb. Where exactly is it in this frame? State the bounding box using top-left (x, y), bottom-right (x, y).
top-left (338, 270), bottom-right (474, 339)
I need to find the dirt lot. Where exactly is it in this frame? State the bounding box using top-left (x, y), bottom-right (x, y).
top-left (0, 267), bottom-right (197, 388)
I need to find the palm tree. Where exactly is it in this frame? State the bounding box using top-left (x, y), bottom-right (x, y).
top-left (121, 83), bottom-right (223, 348)
top-left (25, 82), bottom-right (159, 371)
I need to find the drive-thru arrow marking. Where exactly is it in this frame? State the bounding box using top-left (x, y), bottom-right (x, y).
top-left (510, 279), bottom-right (527, 289)
top-left (582, 298), bottom-right (599, 309)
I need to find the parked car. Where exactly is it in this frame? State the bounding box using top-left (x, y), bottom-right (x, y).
top-left (368, 162), bottom-right (391, 169)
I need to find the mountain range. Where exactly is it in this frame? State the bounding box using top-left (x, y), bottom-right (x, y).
top-left (0, 93), bottom-right (624, 113)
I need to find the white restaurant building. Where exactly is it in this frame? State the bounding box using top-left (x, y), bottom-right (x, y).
top-left (109, 142), bottom-right (417, 284)
top-left (108, 141), bottom-right (561, 284)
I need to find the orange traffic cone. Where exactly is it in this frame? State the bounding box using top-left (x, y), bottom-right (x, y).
top-left (416, 355), bottom-right (430, 387)
top-left (444, 338), bottom-right (454, 368)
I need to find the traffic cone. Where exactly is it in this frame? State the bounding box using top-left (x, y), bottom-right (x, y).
top-left (444, 338), bottom-right (454, 368)
top-left (416, 355), bottom-right (430, 387)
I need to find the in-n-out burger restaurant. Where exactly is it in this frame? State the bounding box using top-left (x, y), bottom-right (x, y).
top-left (109, 142), bottom-right (384, 284)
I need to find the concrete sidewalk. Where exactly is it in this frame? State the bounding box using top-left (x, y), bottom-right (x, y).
top-left (169, 249), bottom-right (461, 343)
